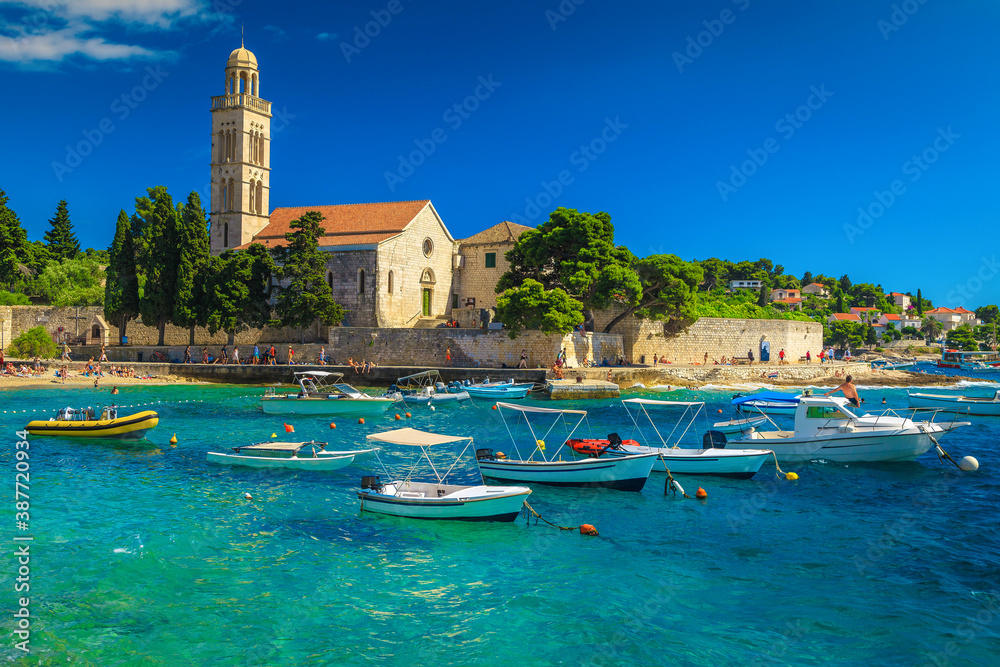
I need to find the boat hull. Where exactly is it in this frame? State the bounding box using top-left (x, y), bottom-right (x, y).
top-left (25, 411), bottom-right (159, 439)
top-left (463, 386), bottom-right (531, 399)
top-left (616, 445), bottom-right (770, 478)
top-left (400, 391), bottom-right (470, 406)
top-left (743, 430), bottom-right (937, 463)
top-left (478, 453), bottom-right (657, 491)
top-left (261, 396), bottom-right (393, 416)
top-left (358, 485), bottom-right (530, 521)
top-left (207, 451), bottom-right (356, 470)
top-left (908, 392), bottom-right (1000, 416)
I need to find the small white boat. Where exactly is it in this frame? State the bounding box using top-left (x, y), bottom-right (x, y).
top-left (733, 395), bottom-right (969, 463)
top-left (477, 403), bottom-right (658, 491)
top-left (261, 371), bottom-right (395, 416)
top-left (384, 371), bottom-right (470, 405)
top-left (908, 390), bottom-right (1000, 416)
top-left (449, 378), bottom-right (532, 400)
top-left (206, 441), bottom-right (371, 470)
top-left (733, 392), bottom-right (800, 415)
top-left (358, 428), bottom-right (530, 521)
top-left (565, 399), bottom-right (772, 479)
top-left (712, 416), bottom-right (767, 435)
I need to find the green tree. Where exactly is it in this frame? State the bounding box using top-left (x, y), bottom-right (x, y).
top-left (827, 321), bottom-right (866, 350)
top-left (835, 291), bottom-right (845, 313)
top-left (34, 258), bottom-right (104, 306)
top-left (134, 186), bottom-right (182, 346)
top-left (83, 247), bottom-right (110, 264)
top-left (9, 326), bottom-right (57, 358)
top-left (104, 210), bottom-right (141, 345)
top-left (25, 241), bottom-right (51, 281)
top-left (946, 324), bottom-right (979, 351)
top-left (173, 192), bottom-right (211, 344)
top-left (204, 245), bottom-right (275, 344)
top-left (497, 207), bottom-right (640, 331)
top-left (851, 282), bottom-right (882, 307)
top-left (602, 254), bottom-right (704, 334)
top-left (0, 291), bottom-right (30, 305)
top-left (916, 288), bottom-right (923, 316)
top-left (757, 284), bottom-right (769, 307)
top-left (975, 305), bottom-right (998, 324)
top-left (865, 324), bottom-right (878, 349)
top-left (270, 211), bottom-right (345, 334)
top-left (698, 257), bottom-right (730, 291)
top-left (921, 316), bottom-right (943, 342)
top-left (839, 274), bottom-right (852, 293)
top-left (801, 271), bottom-right (813, 286)
top-left (43, 200), bottom-right (81, 261)
top-left (495, 278), bottom-right (584, 338)
top-left (0, 187), bottom-right (32, 289)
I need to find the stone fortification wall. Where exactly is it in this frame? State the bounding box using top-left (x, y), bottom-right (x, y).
top-left (593, 310), bottom-right (823, 365)
top-left (328, 328), bottom-right (622, 369)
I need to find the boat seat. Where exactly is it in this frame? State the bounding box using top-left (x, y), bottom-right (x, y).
top-left (607, 433), bottom-right (623, 449)
top-left (360, 475), bottom-right (383, 492)
top-left (399, 492), bottom-right (424, 498)
top-left (703, 430), bottom-right (727, 449)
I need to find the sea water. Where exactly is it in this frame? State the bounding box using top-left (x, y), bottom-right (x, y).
top-left (1, 375), bottom-right (998, 666)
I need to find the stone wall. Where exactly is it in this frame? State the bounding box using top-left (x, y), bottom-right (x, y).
top-left (450, 240), bottom-right (514, 314)
top-left (593, 310), bottom-right (823, 365)
top-left (327, 327), bottom-right (622, 369)
top-left (323, 249), bottom-right (378, 327)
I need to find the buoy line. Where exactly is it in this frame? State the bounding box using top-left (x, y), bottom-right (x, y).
top-left (658, 456), bottom-right (693, 499)
top-left (0, 394), bottom-right (269, 415)
top-left (521, 501), bottom-right (597, 536)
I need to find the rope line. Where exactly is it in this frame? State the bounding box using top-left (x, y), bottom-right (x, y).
top-left (659, 455), bottom-right (693, 498)
top-left (521, 501), bottom-right (577, 531)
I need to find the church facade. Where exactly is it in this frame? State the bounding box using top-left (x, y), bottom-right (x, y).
top-left (208, 43), bottom-right (528, 328)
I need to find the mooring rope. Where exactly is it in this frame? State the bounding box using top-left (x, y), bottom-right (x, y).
top-left (521, 500), bottom-right (594, 534)
top-left (659, 455), bottom-right (693, 498)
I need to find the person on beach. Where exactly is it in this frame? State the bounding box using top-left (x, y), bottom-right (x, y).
top-left (111, 386), bottom-right (119, 395)
top-left (806, 350), bottom-right (811, 364)
top-left (748, 349), bottom-right (754, 367)
top-left (253, 345), bottom-right (260, 365)
top-left (269, 345), bottom-right (277, 366)
top-left (318, 347), bottom-right (326, 365)
top-left (287, 346), bottom-right (295, 365)
top-left (60, 365), bottom-right (68, 384)
top-left (99, 345), bottom-right (108, 362)
top-left (779, 348), bottom-right (786, 365)
top-left (653, 354), bottom-right (657, 368)
top-left (825, 374), bottom-right (860, 408)
top-left (232, 346), bottom-right (240, 365)
top-left (704, 352), bottom-right (709, 365)
top-left (446, 347), bottom-right (452, 366)
top-left (62, 342), bottom-right (72, 362)
top-left (519, 350), bottom-right (528, 369)
top-left (844, 349), bottom-right (852, 362)
top-left (202, 348), bottom-right (209, 364)
top-left (184, 346), bottom-right (191, 363)
top-left (219, 345), bottom-right (228, 364)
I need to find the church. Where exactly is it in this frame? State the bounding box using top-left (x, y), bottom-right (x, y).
top-left (207, 42), bottom-right (525, 328)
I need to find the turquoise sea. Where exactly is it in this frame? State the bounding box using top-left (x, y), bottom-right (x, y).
top-left (3, 368), bottom-right (999, 666)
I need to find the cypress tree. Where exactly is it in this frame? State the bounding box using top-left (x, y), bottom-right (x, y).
top-left (135, 186), bottom-right (181, 346)
top-left (0, 188), bottom-right (32, 288)
top-left (757, 285), bottom-right (768, 307)
top-left (836, 291), bottom-right (845, 314)
top-left (916, 289), bottom-right (923, 316)
top-left (43, 200), bottom-right (81, 261)
top-left (270, 210), bottom-right (344, 335)
top-left (173, 192), bottom-right (211, 344)
top-left (104, 210), bottom-right (141, 345)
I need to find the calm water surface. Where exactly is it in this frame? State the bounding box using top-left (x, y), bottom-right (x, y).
top-left (1, 374), bottom-right (998, 666)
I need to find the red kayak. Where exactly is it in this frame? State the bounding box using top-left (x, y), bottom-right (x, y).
top-left (566, 437), bottom-right (639, 458)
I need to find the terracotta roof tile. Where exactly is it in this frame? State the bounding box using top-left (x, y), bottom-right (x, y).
top-left (458, 221), bottom-right (534, 246)
top-left (882, 314), bottom-right (902, 320)
top-left (830, 313), bottom-right (861, 321)
top-left (235, 200), bottom-right (432, 249)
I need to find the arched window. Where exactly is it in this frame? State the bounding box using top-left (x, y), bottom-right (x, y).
top-left (327, 271), bottom-right (333, 289)
top-left (259, 135), bottom-right (265, 165)
top-left (387, 270), bottom-right (394, 294)
top-left (256, 181), bottom-right (263, 215)
top-left (223, 222), bottom-right (229, 248)
top-left (92, 324), bottom-right (100, 339)
top-left (251, 131), bottom-right (257, 164)
top-left (217, 131), bottom-right (224, 162)
top-left (358, 269), bottom-right (366, 294)
top-left (227, 178), bottom-right (235, 211)
top-left (248, 180), bottom-right (256, 214)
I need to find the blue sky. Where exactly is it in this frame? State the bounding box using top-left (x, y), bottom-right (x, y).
top-left (1, 0), bottom-right (998, 308)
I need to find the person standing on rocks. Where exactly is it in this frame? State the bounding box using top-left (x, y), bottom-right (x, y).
top-left (518, 349), bottom-right (528, 369)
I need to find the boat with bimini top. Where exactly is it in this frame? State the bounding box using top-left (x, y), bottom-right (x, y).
top-left (261, 371), bottom-right (395, 416)
top-left (384, 370), bottom-right (471, 405)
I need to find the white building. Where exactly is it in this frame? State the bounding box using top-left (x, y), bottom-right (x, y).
top-left (802, 282), bottom-right (830, 297)
top-left (729, 279), bottom-right (763, 290)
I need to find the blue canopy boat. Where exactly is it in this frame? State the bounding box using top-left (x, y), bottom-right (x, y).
top-left (732, 391), bottom-right (801, 415)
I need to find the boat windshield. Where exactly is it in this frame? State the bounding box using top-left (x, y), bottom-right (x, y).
top-left (332, 383), bottom-right (364, 397)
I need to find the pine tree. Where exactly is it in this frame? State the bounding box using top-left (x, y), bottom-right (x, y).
top-left (270, 211), bottom-right (344, 334)
top-left (0, 188), bottom-right (32, 288)
top-left (135, 186), bottom-right (181, 346)
top-left (43, 200), bottom-right (81, 261)
top-left (173, 192), bottom-right (211, 344)
top-left (104, 210), bottom-right (141, 345)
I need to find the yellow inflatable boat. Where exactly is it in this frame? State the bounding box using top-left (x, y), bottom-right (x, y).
top-left (26, 406), bottom-right (159, 439)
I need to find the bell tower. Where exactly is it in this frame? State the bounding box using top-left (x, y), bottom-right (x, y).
top-left (210, 40), bottom-right (271, 254)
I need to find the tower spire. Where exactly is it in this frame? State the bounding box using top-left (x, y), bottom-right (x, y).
top-left (241, 24), bottom-right (244, 48)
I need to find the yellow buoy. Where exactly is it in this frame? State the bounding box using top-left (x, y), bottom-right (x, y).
top-left (271, 433), bottom-right (277, 438)
top-left (785, 471), bottom-right (799, 481)
top-left (536, 439), bottom-right (545, 451)
top-left (169, 433), bottom-right (178, 444)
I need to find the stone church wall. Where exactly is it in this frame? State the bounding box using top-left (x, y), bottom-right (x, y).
top-left (323, 249), bottom-right (378, 327)
top-left (375, 204), bottom-right (457, 327)
top-left (450, 240), bottom-right (515, 315)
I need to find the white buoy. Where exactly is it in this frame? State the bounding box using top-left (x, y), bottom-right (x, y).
top-left (244, 492), bottom-right (252, 500)
top-left (672, 480), bottom-right (685, 496)
top-left (959, 456), bottom-right (979, 472)
top-left (430, 406), bottom-right (436, 411)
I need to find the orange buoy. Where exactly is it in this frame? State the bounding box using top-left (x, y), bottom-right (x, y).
top-left (696, 487), bottom-right (708, 499)
top-left (329, 422), bottom-right (336, 429)
top-left (579, 524), bottom-right (598, 536)
top-left (358, 417), bottom-right (365, 424)
top-left (284, 423), bottom-right (294, 433)
top-left (492, 405), bottom-right (497, 410)
top-left (394, 413), bottom-right (401, 420)
top-left (717, 409), bottom-right (723, 413)
top-left (405, 412), bottom-right (411, 418)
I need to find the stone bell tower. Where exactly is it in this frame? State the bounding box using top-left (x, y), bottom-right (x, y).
top-left (210, 40), bottom-right (272, 254)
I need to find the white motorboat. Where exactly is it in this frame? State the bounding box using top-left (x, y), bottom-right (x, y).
top-left (261, 371), bottom-right (395, 416)
top-left (384, 370), bottom-right (470, 405)
top-left (565, 399), bottom-right (773, 479)
top-left (449, 378), bottom-right (533, 400)
top-left (476, 403), bottom-right (657, 491)
top-left (908, 390), bottom-right (1000, 416)
top-left (358, 428), bottom-right (530, 521)
top-left (733, 395), bottom-right (969, 463)
top-left (733, 391), bottom-right (800, 415)
top-left (206, 440), bottom-right (372, 470)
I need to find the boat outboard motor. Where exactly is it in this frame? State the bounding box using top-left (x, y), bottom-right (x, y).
top-left (361, 476), bottom-right (384, 492)
top-left (703, 430), bottom-right (727, 449)
top-left (476, 448), bottom-right (495, 461)
top-left (606, 433), bottom-right (624, 450)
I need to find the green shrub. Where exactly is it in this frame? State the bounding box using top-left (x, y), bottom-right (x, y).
top-left (0, 291), bottom-right (30, 305)
top-left (8, 326), bottom-right (57, 358)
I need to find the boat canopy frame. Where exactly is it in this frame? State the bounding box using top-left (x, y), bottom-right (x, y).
top-left (366, 427), bottom-right (478, 490)
top-left (395, 370), bottom-right (444, 389)
top-left (621, 398), bottom-right (707, 450)
top-left (494, 402), bottom-right (588, 462)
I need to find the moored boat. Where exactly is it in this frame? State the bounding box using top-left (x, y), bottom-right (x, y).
top-left (908, 390), bottom-right (1000, 416)
top-left (449, 379), bottom-right (532, 399)
top-left (358, 427), bottom-right (530, 521)
top-left (261, 371), bottom-right (395, 416)
top-left (937, 349), bottom-right (1000, 371)
top-left (384, 370), bottom-right (470, 405)
top-left (26, 406), bottom-right (159, 440)
top-left (207, 440), bottom-right (369, 470)
top-left (732, 391), bottom-right (801, 415)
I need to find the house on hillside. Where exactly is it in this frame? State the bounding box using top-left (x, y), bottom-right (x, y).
top-left (769, 288), bottom-right (801, 301)
top-left (772, 297), bottom-right (803, 311)
top-left (828, 313), bottom-right (862, 324)
top-left (888, 292), bottom-right (911, 310)
top-left (849, 306), bottom-right (881, 322)
top-left (729, 279), bottom-right (763, 290)
top-left (925, 307), bottom-right (980, 332)
top-left (878, 313), bottom-right (902, 328)
top-left (802, 282), bottom-right (830, 297)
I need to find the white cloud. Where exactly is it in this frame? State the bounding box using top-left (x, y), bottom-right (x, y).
top-left (0, 24), bottom-right (154, 62)
top-left (5, 0), bottom-right (204, 27)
